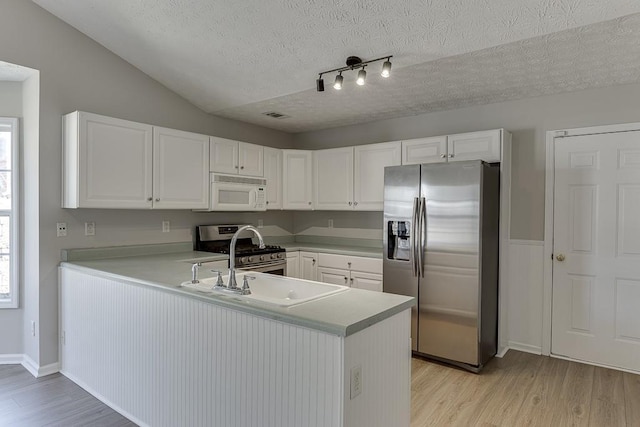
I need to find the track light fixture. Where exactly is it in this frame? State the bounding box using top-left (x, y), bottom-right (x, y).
top-left (333, 73), bottom-right (344, 90)
top-left (316, 55), bottom-right (392, 92)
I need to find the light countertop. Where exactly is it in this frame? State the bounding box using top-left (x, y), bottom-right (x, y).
top-left (60, 249), bottom-right (412, 337)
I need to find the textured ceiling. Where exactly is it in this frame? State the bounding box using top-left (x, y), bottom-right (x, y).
top-left (32, 0), bottom-right (640, 133)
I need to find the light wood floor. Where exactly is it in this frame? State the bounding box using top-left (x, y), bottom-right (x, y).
top-left (2, 351), bottom-right (639, 426)
top-left (411, 350), bottom-right (640, 427)
top-left (0, 364), bottom-right (135, 426)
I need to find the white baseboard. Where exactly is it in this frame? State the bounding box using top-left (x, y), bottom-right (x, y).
top-left (61, 370), bottom-right (148, 427)
top-left (0, 354), bottom-right (24, 364)
top-left (21, 354), bottom-right (39, 377)
top-left (38, 361), bottom-right (61, 377)
top-left (0, 354), bottom-right (60, 378)
top-left (496, 347), bottom-right (509, 358)
top-left (508, 341), bottom-right (542, 355)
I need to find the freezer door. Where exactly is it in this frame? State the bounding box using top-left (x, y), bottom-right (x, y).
top-left (418, 161), bottom-right (482, 365)
top-left (383, 164), bottom-right (420, 351)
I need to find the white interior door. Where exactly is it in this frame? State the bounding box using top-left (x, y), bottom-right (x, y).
top-left (552, 130), bottom-right (640, 371)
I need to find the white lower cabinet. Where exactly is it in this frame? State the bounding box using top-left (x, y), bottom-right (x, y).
top-left (286, 252), bottom-right (299, 278)
top-left (299, 251), bottom-right (318, 281)
top-left (350, 271), bottom-right (383, 292)
top-left (317, 267), bottom-right (350, 286)
top-left (317, 253), bottom-right (383, 292)
top-left (288, 250), bottom-right (382, 291)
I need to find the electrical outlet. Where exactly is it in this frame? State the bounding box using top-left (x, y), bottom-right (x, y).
top-left (258, 219), bottom-right (264, 228)
top-left (84, 222), bottom-right (95, 236)
top-left (350, 365), bottom-right (362, 399)
top-left (328, 219), bottom-right (334, 228)
top-left (31, 321), bottom-right (36, 337)
top-left (162, 221), bottom-right (170, 233)
top-left (56, 222), bottom-right (67, 237)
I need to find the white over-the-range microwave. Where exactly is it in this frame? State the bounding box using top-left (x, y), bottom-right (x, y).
top-left (200, 173), bottom-right (267, 211)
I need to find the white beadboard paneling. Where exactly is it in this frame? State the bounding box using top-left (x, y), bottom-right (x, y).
top-left (60, 267), bottom-right (344, 427)
top-left (343, 309), bottom-right (411, 427)
top-left (507, 240), bottom-right (544, 354)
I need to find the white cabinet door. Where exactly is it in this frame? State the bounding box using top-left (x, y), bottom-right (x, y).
top-left (283, 150), bottom-right (313, 210)
top-left (263, 147), bottom-right (282, 209)
top-left (286, 252), bottom-right (299, 278)
top-left (210, 136), bottom-right (239, 174)
top-left (317, 267), bottom-right (350, 286)
top-left (239, 142), bottom-right (264, 177)
top-left (350, 271), bottom-right (383, 292)
top-left (314, 147), bottom-right (354, 210)
top-left (447, 130), bottom-right (501, 162)
top-left (401, 136), bottom-right (447, 165)
top-left (354, 141), bottom-right (401, 210)
top-left (64, 111), bottom-right (153, 209)
top-left (152, 127), bottom-right (210, 209)
top-left (299, 251), bottom-right (318, 281)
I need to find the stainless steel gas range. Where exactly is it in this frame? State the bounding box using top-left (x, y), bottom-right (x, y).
top-left (195, 224), bottom-right (286, 275)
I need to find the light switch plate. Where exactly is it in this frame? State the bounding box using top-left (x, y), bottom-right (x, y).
top-left (350, 365), bottom-right (362, 399)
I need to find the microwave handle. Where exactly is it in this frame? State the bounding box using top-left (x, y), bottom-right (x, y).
top-left (249, 188), bottom-right (257, 208)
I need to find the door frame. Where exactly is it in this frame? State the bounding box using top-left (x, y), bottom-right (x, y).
top-left (542, 121), bottom-right (640, 356)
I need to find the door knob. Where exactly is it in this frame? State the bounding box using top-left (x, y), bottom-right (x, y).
top-left (556, 254), bottom-right (565, 262)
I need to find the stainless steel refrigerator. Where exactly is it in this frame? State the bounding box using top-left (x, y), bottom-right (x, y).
top-left (383, 160), bottom-right (499, 372)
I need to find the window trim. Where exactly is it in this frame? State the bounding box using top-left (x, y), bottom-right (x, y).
top-left (0, 117), bottom-right (19, 309)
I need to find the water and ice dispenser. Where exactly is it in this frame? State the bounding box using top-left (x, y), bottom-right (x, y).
top-left (387, 220), bottom-right (411, 261)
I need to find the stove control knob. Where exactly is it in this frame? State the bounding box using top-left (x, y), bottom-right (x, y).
top-left (277, 253), bottom-right (284, 259)
top-left (248, 256), bottom-right (256, 263)
top-left (260, 255), bottom-right (266, 261)
top-left (271, 253), bottom-right (278, 260)
top-left (240, 257), bottom-right (248, 263)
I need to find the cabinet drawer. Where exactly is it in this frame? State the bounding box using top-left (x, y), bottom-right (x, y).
top-left (317, 253), bottom-right (382, 274)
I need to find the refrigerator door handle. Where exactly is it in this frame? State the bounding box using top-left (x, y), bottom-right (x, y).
top-left (419, 197), bottom-right (427, 278)
top-left (411, 197), bottom-right (419, 276)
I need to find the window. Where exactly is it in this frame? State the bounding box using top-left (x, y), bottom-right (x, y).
top-left (0, 118), bottom-right (18, 308)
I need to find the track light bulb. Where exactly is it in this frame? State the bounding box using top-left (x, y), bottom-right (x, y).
top-left (316, 77), bottom-right (325, 92)
top-left (381, 60), bottom-right (392, 78)
top-left (333, 74), bottom-right (343, 90)
top-left (356, 69), bottom-right (366, 86)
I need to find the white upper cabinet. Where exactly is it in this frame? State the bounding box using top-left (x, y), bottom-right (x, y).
top-left (64, 111), bottom-right (153, 209)
top-left (209, 137), bottom-right (238, 174)
top-left (152, 127), bottom-right (210, 209)
top-left (263, 147), bottom-right (282, 210)
top-left (239, 142), bottom-right (264, 176)
top-left (354, 141), bottom-right (401, 210)
top-left (210, 137), bottom-right (264, 176)
top-left (447, 129), bottom-right (502, 162)
top-left (314, 147), bottom-right (354, 210)
top-left (282, 150), bottom-right (313, 210)
top-left (401, 136), bottom-right (447, 165)
top-left (63, 112), bottom-right (210, 209)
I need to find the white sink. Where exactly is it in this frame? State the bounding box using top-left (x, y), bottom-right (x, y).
top-left (183, 272), bottom-right (348, 307)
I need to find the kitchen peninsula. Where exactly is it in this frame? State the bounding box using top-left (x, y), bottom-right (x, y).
top-left (59, 243), bottom-right (414, 427)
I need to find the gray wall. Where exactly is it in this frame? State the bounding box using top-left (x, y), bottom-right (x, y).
top-left (294, 82), bottom-right (640, 241)
top-left (0, 81), bottom-right (23, 355)
top-left (0, 0), bottom-right (295, 365)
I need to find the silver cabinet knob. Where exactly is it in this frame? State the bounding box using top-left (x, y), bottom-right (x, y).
top-left (440, 154), bottom-right (446, 158)
top-left (556, 254), bottom-right (566, 262)
top-left (240, 166), bottom-right (244, 170)
top-left (348, 262), bottom-right (351, 268)
top-left (448, 154), bottom-right (455, 158)
top-left (147, 197), bottom-right (152, 201)
top-left (348, 201), bottom-right (352, 206)
top-left (354, 201), bottom-right (358, 206)
top-left (312, 258), bottom-right (316, 265)
top-left (344, 277), bottom-right (348, 284)
top-left (155, 198), bottom-right (160, 202)
top-left (235, 165), bottom-right (239, 169)
top-left (308, 201), bottom-right (312, 205)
